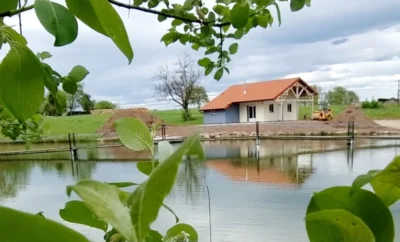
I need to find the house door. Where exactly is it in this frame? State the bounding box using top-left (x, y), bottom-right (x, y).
top-left (247, 105), bottom-right (256, 122)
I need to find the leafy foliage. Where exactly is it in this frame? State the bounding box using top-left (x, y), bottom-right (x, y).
top-left (326, 86), bottom-right (360, 105)
top-left (94, 100), bottom-right (118, 110)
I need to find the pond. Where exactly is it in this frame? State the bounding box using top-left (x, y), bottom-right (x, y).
top-left (1, 139), bottom-right (400, 241)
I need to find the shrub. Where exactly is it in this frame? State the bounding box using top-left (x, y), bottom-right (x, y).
top-left (362, 100), bottom-right (380, 109)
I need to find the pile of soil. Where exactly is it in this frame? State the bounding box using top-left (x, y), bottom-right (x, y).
top-left (329, 105), bottom-right (380, 128)
top-left (98, 108), bottom-right (162, 134)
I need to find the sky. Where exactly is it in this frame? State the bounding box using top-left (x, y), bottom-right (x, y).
top-left (3, 0), bottom-right (400, 109)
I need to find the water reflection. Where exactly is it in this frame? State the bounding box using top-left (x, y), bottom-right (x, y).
top-left (1, 139), bottom-right (400, 241)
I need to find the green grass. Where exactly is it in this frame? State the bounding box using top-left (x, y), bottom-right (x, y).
top-left (298, 105), bottom-right (346, 120)
top-left (43, 113), bottom-right (112, 136)
top-left (150, 108), bottom-right (203, 125)
top-left (362, 104), bottom-right (400, 120)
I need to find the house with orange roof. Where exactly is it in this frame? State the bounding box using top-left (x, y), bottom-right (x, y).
top-left (200, 77), bottom-right (317, 124)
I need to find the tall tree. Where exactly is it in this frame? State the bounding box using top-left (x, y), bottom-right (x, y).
top-left (154, 54), bottom-right (202, 121)
top-left (79, 93), bottom-right (94, 112)
top-left (326, 86), bottom-right (359, 105)
top-left (190, 86), bottom-right (209, 108)
top-left (311, 84), bottom-right (322, 104)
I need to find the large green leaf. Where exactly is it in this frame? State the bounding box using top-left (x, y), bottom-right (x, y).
top-left (63, 80), bottom-right (78, 94)
top-left (229, 43), bottom-right (238, 54)
top-left (158, 141), bottom-right (173, 162)
top-left (107, 182), bottom-right (138, 188)
top-left (164, 223), bottom-right (198, 242)
top-left (59, 200), bottom-right (108, 232)
top-left (137, 161), bottom-right (159, 176)
top-left (214, 68), bottom-right (224, 81)
top-left (230, 3), bottom-right (249, 29)
top-left (129, 134), bottom-right (202, 241)
top-left (3, 26), bottom-right (27, 45)
top-left (114, 117), bottom-right (154, 154)
top-left (42, 63), bottom-right (58, 94)
top-left (0, 45), bottom-right (44, 122)
top-left (66, 0), bottom-right (133, 63)
top-left (56, 91), bottom-right (67, 114)
top-left (306, 186), bottom-right (394, 242)
top-left (351, 157), bottom-right (400, 206)
top-left (67, 180), bottom-right (137, 242)
top-left (67, 65), bottom-right (90, 82)
top-left (306, 209), bottom-right (374, 242)
top-left (34, 0), bottom-right (78, 46)
top-left (0, 206), bottom-right (89, 242)
top-left (290, 0), bottom-right (306, 11)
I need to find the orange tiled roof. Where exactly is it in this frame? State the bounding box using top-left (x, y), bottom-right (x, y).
top-left (200, 77), bottom-right (316, 111)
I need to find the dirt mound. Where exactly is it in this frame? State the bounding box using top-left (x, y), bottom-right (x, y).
top-left (98, 108), bottom-right (162, 134)
top-left (329, 105), bottom-right (380, 128)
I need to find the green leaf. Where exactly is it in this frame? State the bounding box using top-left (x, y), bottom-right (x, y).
top-left (63, 80), bottom-right (78, 94)
top-left (158, 141), bottom-right (173, 162)
top-left (129, 134), bottom-right (201, 241)
top-left (161, 32), bottom-right (179, 46)
top-left (148, 0), bottom-right (159, 9)
top-left (66, 0), bottom-right (133, 63)
top-left (3, 26), bottom-right (28, 45)
top-left (350, 170), bottom-right (380, 195)
top-left (229, 43), bottom-right (238, 54)
top-left (59, 200), bottom-right (108, 232)
top-left (183, 0), bottom-right (193, 10)
top-left (107, 182), bottom-right (138, 188)
top-left (0, 45), bottom-right (44, 122)
top-left (233, 29), bottom-right (244, 39)
top-left (213, 5), bottom-right (226, 16)
top-left (157, 14), bottom-right (167, 22)
top-left (198, 57), bottom-right (211, 67)
top-left (350, 157), bottom-right (400, 206)
top-left (146, 230), bottom-right (163, 242)
top-left (205, 46), bottom-right (218, 55)
top-left (257, 15), bottom-right (269, 28)
top-left (56, 91), bottom-right (67, 114)
top-left (204, 65), bottom-right (214, 76)
top-left (230, 3), bottom-right (249, 29)
top-left (186, 140), bottom-right (204, 160)
top-left (172, 19), bottom-right (183, 26)
top-left (67, 180), bottom-right (137, 242)
top-left (208, 12), bottom-right (216, 22)
top-left (162, 204), bottom-right (179, 223)
top-left (179, 34), bottom-right (190, 44)
top-left (38, 51), bottom-right (52, 60)
top-left (272, 2), bottom-right (282, 26)
top-left (306, 209), bottom-right (375, 242)
top-left (214, 68), bottom-right (224, 81)
top-left (65, 0), bottom-right (106, 36)
top-left (0, 206), bottom-right (89, 242)
top-left (67, 65), bottom-right (90, 82)
top-left (306, 186), bottom-right (394, 242)
top-left (34, 0), bottom-right (78, 46)
top-left (222, 24), bottom-right (230, 33)
top-left (290, 0), bottom-right (306, 11)
top-left (42, 63), bottom-right (57, 94)
top-left (306, 0), bottom-right (311, 6)
top-left (191, 43), bottom-right (200, 51)
top-left (224, 67), bottom-right (230, 74)
top-left (114, 117), bottom-right (154, 153)
top-left (200, 25), bottom-right (211, 37)
top-left (137, 162), bottom-right (159, 176)
top-left (164, 223), bottom-right (198, 242)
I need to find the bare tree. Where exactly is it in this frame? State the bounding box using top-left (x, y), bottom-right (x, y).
top-left (154, 54), bottom-right (202, 121)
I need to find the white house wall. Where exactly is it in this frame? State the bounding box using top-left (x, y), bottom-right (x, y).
top-left (239, 101), bottom-right (265, 122)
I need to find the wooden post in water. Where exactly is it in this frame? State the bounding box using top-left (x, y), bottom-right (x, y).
top-left (255, 121), bottom-right (260, 152)
top-left (68, 133), bottom-right (74, 161)
top-left (72, 133), bottom-right (78, 160)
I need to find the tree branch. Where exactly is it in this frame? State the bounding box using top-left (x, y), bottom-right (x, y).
top-left (0, 4), bottom-right (33, 18)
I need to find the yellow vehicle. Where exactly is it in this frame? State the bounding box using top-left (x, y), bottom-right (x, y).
top-left (312, 102), bottom-right (333, 121)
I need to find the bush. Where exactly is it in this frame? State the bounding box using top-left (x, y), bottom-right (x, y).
top-left (362, 100), bottom-right (380, 109)
top-left (94, 100), bottom-right (117, 110)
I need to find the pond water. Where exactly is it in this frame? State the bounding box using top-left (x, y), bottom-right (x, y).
top-left (1, 139), bottom-right (400, 241)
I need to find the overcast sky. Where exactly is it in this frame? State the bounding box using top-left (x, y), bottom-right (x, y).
top-left (3, 0), bottom-right (400, 109)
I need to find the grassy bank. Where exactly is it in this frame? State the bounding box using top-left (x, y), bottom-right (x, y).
top-left (150, 108), bottom-right (203, 125)
top-left (362, 105), bottom-right (400, 120)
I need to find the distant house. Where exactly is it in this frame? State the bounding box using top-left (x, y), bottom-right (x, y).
top-left (200, 77), bottom-right (317, 124)
top-left (378, 98), bottom-right (398, 105)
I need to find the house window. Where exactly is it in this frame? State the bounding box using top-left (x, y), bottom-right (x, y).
top-left (287, 104), bottom-right (292, 112)
top-left (269, 104), bottom-right (274, 113)
top-left (211, 110), bottom-right (217, 115)
top-left (247, 105), bottom-right (256, 120)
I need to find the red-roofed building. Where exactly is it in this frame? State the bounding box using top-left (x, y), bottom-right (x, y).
top-left (200, 77), bottom-right (317, 124)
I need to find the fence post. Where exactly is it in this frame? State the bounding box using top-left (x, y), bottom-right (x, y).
top-left (68, 133), bottom-right (74, 161)
top-left (255, 121), bottom-right (260, 146)
top-left (161, 124), bottom-right (166, 140)
top-left (72, 133), bottom-right (78, 160)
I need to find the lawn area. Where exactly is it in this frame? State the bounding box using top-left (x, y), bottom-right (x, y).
top-left (362, 104), bottom-right (400, 120)
top-left (150, 108), bottom-right (203, 125)
top-left (43, 113), bottom-right (112, 136)
top-left (298, 105), bottom-right (346, 120)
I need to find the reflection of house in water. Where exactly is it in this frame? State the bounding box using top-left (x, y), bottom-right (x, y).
top-left (204, 140), bottom-right (316, 186)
